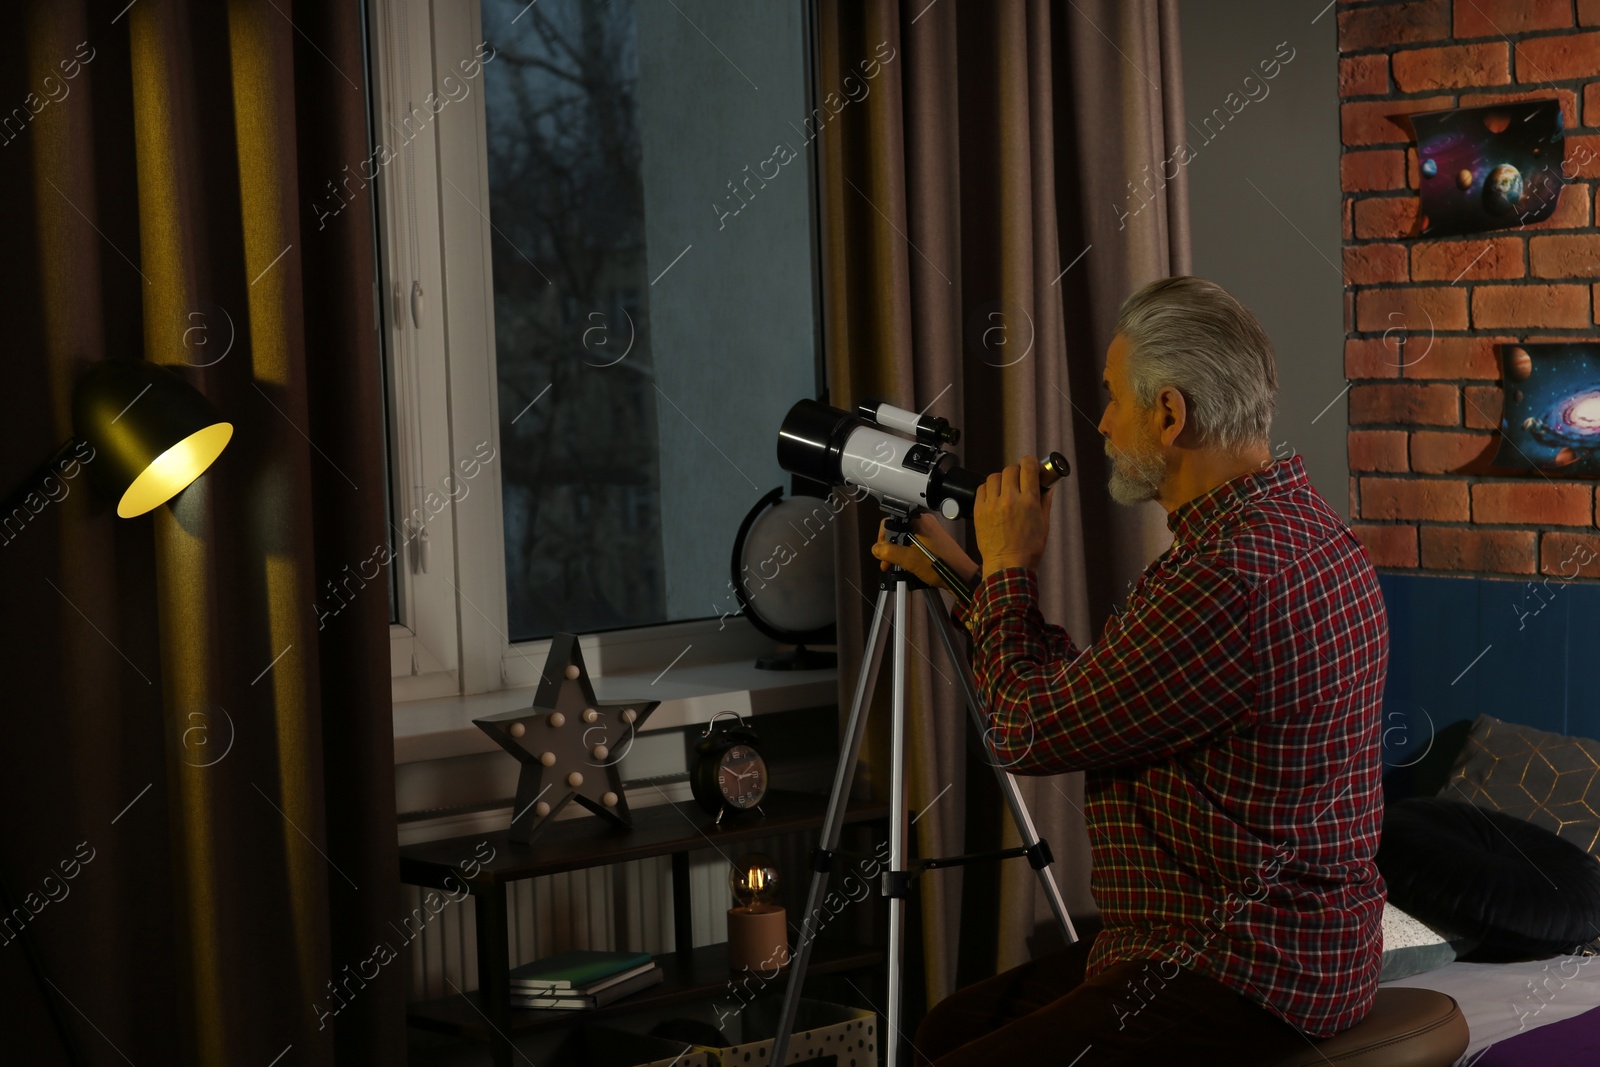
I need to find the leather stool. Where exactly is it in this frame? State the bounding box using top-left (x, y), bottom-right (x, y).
top-left (1270, 988), bottom-right (1468, 1067)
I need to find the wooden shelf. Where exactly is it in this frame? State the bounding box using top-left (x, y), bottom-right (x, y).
top-left (400, 789), bottom-right (890, 890)
top-left (400, 787), bottom-right (890, 1063)
top-left (407, 940), bottom-right (883, 1039)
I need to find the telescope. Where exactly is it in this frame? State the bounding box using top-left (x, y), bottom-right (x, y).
top-left (776, 398), bottom-right (1068, 520)
top-left (768, 399), bottom-right (1080, 1067)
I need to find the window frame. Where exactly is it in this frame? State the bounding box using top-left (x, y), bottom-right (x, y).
top-left (366, 0), bottom-right (829, 711)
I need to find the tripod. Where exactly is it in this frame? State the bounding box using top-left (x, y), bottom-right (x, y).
top-left (769, 515), bottom-right (1077, 1067)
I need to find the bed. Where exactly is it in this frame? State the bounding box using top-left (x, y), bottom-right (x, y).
top-left (1373, 712), bottom-right (1600, 1066)
top-left (1386, 955), bottom-right (1600, 1064)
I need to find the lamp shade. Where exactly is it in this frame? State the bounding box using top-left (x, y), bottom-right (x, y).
top-left (72, 360), bottom-right (233, 518)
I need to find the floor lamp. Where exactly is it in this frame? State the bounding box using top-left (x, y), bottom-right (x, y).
top-left (2, 358), bottom-right (232, 1065)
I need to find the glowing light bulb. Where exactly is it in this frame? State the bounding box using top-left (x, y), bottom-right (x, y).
top-left (729, 854), bottom-right (780, 909)
top-left (117, 422), bottom-right (234, 518)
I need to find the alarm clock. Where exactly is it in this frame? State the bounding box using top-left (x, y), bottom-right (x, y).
top-left (691, 712), bottom-right (769, 822)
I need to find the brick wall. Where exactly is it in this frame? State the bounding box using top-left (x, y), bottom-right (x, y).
top-left (1339, 0), bottom-right (1600, 578)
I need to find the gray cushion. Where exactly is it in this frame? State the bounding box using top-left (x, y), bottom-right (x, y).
top-left (1379, 902), bottom-right (1472, 982)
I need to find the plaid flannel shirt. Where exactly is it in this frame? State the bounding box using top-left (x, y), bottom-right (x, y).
top-left (955, 455), bottom-right (1389, 1037)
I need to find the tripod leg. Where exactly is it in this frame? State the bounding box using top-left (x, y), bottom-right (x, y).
top-left (922, 588), bottom-right (1079, 946)
top-left (769, 584), bottom-right (894, 1066)
top-left (885, 577), bottom-right (910, 1067)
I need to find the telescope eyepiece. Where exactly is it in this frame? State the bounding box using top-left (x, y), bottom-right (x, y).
top-left (1040, 452), bottom-right (1071, 488)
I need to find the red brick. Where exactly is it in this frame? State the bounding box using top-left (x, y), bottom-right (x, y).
top-left (1561, 134), bottom-right (1600, 179)
top-left (1520, 183), bottom-right (1590, 231)
top-left (1457, 88), bottom-right (1579, 132)
top-left (1464, 386), bottom-right (1503, 429)
top-left (1410, 237), bottom-right (1524, 282)
top-left (1340, 55), bottom-right (1389, 97)
top-left (1516, 33), bottom-right (1600, 83)
top-left (1531, 234), bottom-right (1600, 278)
top-left (1345, 337), bottom-right (1404, 379)
top-left (1349, 430), bottom-right (1409, 472)
top-left (1474, 482), bottom-right (1594, 525)
top-left (1339, 1), bottom-right (1450, 51)
top-left (1407, 148), bottom-right (1420, 190)
top-left (1410, 431), bottom-right (1495, 472)
top-left (1345, 291), bottom-right (1355, 333)
top-left (1354, 196), bottom-right (1421, 239)
top-left (1341, 150), bottom-right (1407, 192)
top-left (1343, 198), bottom-right (1353, 240)
top-left (1420, 527), bottom-right (1537, 574)
top-left (1355, 286), bottom-right (1469, 332)
top-left (1594, 282), bottom-right (1600, 322)
top-left (1472, 284), bottom-right (1591, 328)
top-left (1454, 0), bottom-right (1573, 37)
top-left (1352, 524), bottom-right (1419, 568)
top-left (1585, 0), bottom-right (1600, 27)
top-left (1360, 478), bottom-right (1470, 521)
top-left (1587, 82), bottom-right (1600, 127)
top-left (1349, 383), bottom-right (1460, 425)
top-left (1541, 532), bottom-right (1600, 578)
top-left (1400, 337), bottom-right (1505, 380)
top-left (1344, 244), bottom-right (1409, 286)
top-left (1341, 96), bottom-right (1456, 147)
top-left (1393, 44), bottom-right (1509, 92)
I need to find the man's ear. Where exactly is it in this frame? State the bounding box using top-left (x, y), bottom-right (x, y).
top-left (1154, 385), bottom-right (1188, 447)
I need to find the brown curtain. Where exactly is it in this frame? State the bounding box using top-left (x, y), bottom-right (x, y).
top-left (815, 0), bottom-right (1190, 1010)
top-left (0, 1), bottom-right (401, 1064)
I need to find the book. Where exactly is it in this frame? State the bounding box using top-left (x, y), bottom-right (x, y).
top-left (506, 949), bottom-right (654, 991)
top-left (509, 963), bottom-right (664, 1010)
top-left (510, 960), bottom-right (656, 996)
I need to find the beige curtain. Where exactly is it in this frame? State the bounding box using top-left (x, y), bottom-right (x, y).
top-left (0, 1), bottom-right (402, 1062)
top-left (815, 0), bottom-right (1191, 1008)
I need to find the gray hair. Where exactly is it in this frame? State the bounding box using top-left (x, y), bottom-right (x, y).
top-left (1113, 276), bottom-right (1277, 451)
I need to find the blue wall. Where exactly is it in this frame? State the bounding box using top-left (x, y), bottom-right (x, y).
top-left (1377, 571), bottom-right (1600, 799)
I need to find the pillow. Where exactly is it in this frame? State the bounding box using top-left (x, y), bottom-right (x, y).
top-left (1377, 797), bottom-right (1600, 955)
top-left (1379, 901), bottom-right (1472, 981)
top-left (1441, 713), bottom-right (1600, 858)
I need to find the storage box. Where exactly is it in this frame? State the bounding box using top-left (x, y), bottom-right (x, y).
top-left (700, 998), bottom-right (878, 1067)
top-left (543, 1026), bottom-right (718, 1067)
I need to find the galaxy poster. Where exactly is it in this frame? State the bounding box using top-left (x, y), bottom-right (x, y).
top-left (1495, 343), bottom-right (1600, 475)
top-left (1411, 100), bottom-right (1565, 238)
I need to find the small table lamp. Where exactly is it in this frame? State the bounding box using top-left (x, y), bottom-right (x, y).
top-left (3, 359), bottom-right (233, 521)
top-left (727, 853), bottom-right (788, 972)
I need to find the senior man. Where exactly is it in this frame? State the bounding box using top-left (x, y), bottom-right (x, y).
top-left (874, 276), bottom-right (1388, 1066)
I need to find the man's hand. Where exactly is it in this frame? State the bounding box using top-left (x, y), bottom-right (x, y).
top-left (870, 511), bottom-right (977, 591)
top-left (975, 454), bottom-right (1054, 578)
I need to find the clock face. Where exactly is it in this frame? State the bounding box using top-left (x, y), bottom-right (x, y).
top-left (717, 744), bottom-right (767, 810)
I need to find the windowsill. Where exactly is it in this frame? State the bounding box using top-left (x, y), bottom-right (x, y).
top-left (391, 655), bottom-right (839, 764)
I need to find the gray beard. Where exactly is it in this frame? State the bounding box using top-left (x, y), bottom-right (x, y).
top-left (1104, 437), bottom-right (1166, 505)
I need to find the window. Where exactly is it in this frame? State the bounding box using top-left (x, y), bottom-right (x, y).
top-left (481, 1), bottom-right (662, 637)
top-left (367, 0), bottom-right (824, 699)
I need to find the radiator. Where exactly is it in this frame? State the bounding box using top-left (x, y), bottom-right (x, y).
top-left (403, 830), bottom-right (811, 999)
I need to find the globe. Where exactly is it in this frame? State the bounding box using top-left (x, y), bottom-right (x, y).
top-left (732, 489), bottom-right (838, 670)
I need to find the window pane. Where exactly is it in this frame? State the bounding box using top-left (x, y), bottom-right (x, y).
top-left (482, 0), bottom-right (819, 641)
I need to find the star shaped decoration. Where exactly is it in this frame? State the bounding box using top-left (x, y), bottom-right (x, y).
top-left (474, 633), bottom-right (659, 844)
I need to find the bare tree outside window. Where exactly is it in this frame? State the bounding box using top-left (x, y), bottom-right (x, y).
top-left (484, 0), bottom-right (666, 638)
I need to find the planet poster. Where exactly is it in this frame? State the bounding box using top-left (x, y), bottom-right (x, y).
top-left (1494, 343), bottom-right (1600, 475)
top-left (1411, 100), bottom-right (1565, 237)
